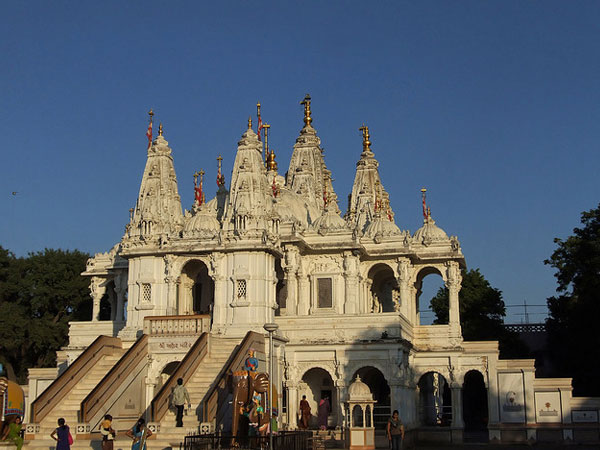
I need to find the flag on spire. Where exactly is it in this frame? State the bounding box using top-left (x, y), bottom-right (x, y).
top-left (146, 109), bottom-right (154, 148)
top-left (257, 102), bottom-right (263, 141)
top-left (421, 188), bottom-right (428, 221)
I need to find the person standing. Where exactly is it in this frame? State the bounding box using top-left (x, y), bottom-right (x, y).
top-left (126, 418), bottom-right (152, 450)
top-left (386, 410), bottom-right (404, 450)
top-left (172, 378), bottom-right (191, 427)
top-left (99, 414), bottom-right (116, 450)
top-left (299, 395), bottom-right (311, 429)
top-left (50, 418), bottom-right (72, 450)
top-left (317, 396), bottom-right (330, 430)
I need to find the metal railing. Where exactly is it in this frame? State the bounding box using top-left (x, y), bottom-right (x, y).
top-left (183, 431), bottom-right (311, 450)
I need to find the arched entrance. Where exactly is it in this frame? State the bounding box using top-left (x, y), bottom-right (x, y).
top-left (157, 361), bottom-right (180, 393)
top-left (300, 368), bottom-right (336, 429)
top-left (414, 267), bottom-right (445, 325)
top-left (463, 370), bottom-right (488, 432)
top-left (418, 372), bottom-right (452, 426)
top-left (367, 264), bottom-right (399, 313)
top-left (179, 260), bottom-right (214, 316)
top-left (352, 367), bottom-right (390, 429)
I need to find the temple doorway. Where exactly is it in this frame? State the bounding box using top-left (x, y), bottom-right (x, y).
top-left (418, 372), bottom-right (452, 426)
top-left (367, 264), bottom-right (399, 313)
top-left (300, 368), bottom-right (336, 429)
top-left (179, 260), bottom-right (214, 316)
top-left (463, 370), bottom-right (488, 431)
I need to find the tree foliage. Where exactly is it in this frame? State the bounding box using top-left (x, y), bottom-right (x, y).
top-left (545, 204), bottom-right (600, 396)
top-left (0, 246), bottom-right (91, 383)
top-left (430, 268), bottom-right (529, 359)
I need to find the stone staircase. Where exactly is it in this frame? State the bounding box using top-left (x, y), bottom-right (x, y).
top-left (34, 350), bottom-right (126, 438)
top-left (147, 336), bottom-right (240, 449)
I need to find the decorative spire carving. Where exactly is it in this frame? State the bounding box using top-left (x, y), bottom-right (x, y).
top-left (346, 125), bottom-right (397, 234)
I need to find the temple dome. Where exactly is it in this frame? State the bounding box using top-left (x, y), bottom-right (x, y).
top-left (348, 375), bottom-right (373, 402)
top-left (364, 215), bottom-right (402, 240)
top-left (413, 217), bottom-right (449, 245)
top-left (183, 200), bottom-right (220, 235)
top-left (311, 206), bottom-right (348, 234)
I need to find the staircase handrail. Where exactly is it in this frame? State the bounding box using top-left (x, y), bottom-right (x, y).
top-left (201, 330), bottom-right (265, 423)
top-left (31, 335), bottom-right (122, 423)
top-left (80, 334), bottom-right (149, 422)
top-left (150, 332), bottom-right (209, 422)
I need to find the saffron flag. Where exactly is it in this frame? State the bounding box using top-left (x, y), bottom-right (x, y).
top-left (257, 114), bottom-right (263, 141)
top-left (422, 192), bottom-right (427, 220)
top-left (146, 121), bottom-right (153, 148)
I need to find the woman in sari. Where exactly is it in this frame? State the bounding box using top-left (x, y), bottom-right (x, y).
top-left (126, 418), bottom-right (152, 450)
top-left (4, 416), bottom-right (23, 450)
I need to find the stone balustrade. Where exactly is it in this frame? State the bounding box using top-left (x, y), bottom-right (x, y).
top-left (143, 315), bottom-right (210, 336)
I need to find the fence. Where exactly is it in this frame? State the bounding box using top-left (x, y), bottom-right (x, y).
top-left (183, 431), bottom-right (312, 450)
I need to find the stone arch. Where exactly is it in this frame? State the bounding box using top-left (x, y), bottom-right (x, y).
top-left (157, 360), bottom-right (180, 392)
top-left (300, 367), bottom-right (336, 429)
top-left (366, 263), bottom-right (399, 313)
top-left (417, 371), bottom-right (452, 427)
top-left (413, 265), bottom-right (446, 325)
top-left (351, 366), bottom-right (390, 429)
top-left (462, 370), bottom-right (488, 432)
top-left (178, 259), bottom-right (214, 316)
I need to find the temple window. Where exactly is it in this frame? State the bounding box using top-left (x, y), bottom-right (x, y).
top-left (317, 278), bottom-right (333, 308)
top-left (142, 283), bottom-right (152, 302)
top-left (237, 280), bottom-right (247, 299)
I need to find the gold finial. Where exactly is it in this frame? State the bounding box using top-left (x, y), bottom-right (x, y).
top-left (158, 123), bottom-right (163, 136)
top-left (199, 169), bottom-right (205, 183)
top-left (359, 124), bottom-right (371, 152)
top-left (267, 148), bottom-right (277, 171)
top-left (248, 116), bottom-right (252, 129)
top-left (148, 108), bottom-right (154, 122)
top-left (300, 94), bottom-right (312, 126)
top-left (257, 102), bottom-right (261, 115)
top-left (193, 170), bottom-right (200, 184)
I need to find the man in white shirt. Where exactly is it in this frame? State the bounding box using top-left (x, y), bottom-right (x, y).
top-left (172, 378), bottom-right (191, 427)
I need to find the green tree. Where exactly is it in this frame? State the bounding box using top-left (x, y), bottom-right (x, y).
top-left (0, 247), bottom-right (91, 382)
top-left (545, 204), bottom-right (600, 396)
top-left (430, 268), bottom-right (529, 358)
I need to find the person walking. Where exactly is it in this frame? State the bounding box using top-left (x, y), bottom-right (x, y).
top-left (50, 418), bottom-right (72, 450)
top-left (386, 410), bottom-right (404, 450)
top-left (126, 418), bottom-right (152, 450)
top-left (299, 395), bottom-right (311, 429)
top-left (172, 378), bottom-right (191, 427)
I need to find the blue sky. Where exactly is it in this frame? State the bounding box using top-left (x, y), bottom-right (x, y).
top-left (2, 1), bottom-right (599, 323)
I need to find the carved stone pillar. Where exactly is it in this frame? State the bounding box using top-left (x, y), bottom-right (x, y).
top-left (396, 257), bottom-right (411, 319)
top-left (445, 261), bottom-right (462, 338)
top-left (90, 277), bottom-right (106, 322)
top-left (210, 252), bottom-right (227, 330)
top-left (163, 255), bottom-right (178, 316)
top-left (286, 381), bottom-right (299, 429)
top-left (343, 251), bottom-right (359, 314)
top-left (334, 379), bottom-right (346, 428)
top-left (451, 385), bottom-right (464, 428)
top-left (282, 248), bottom-right (299, 316)
top-left (297, 263), bottom-right (309, 316)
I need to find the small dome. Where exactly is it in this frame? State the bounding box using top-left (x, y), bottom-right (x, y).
top-left (183, 201), bottom-right (220, 235)
top-left (312, 207), bottom-right (348, 234)
top-left (413, 217), bottom-right (449, 246)
top-left (364, 215), bottom-right (402, 240)
top-left (348, 375), bottom-right (373, 402)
